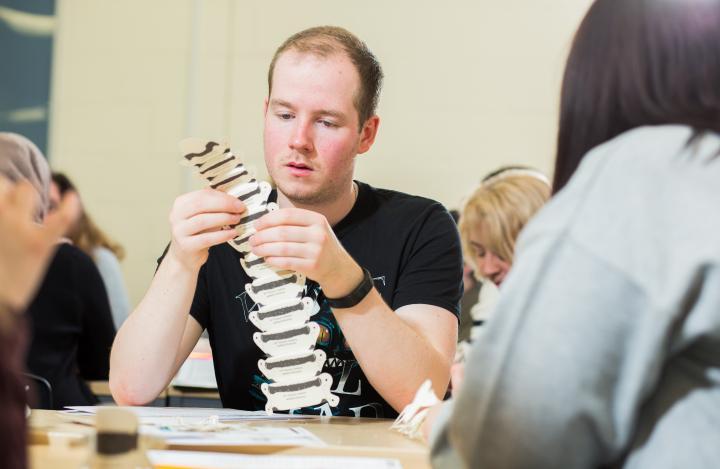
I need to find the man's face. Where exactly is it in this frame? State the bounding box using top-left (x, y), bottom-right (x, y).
top-left (264, 50), bottom-right (377, 205)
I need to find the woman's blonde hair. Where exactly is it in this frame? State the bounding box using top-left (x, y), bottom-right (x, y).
top-left (459, 172), bottom-right (550, 272)
top-left (69, 212), bottom-right (126, 261)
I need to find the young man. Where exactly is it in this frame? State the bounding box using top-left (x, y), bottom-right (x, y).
top-left (110, 26), bottom-right (462, 417)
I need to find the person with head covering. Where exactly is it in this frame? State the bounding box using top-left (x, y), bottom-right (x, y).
top-left (0, 133), bottom-right (80, 469)
top-left (0, 132), bottom-right (116, 410)
top-left (50, 172), bottom-right (130, 330)
top-left (428, 0), bottom-right (720, 467)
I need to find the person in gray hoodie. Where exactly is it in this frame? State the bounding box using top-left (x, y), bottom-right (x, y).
top-left (428, 0), bottom-right (720, 467)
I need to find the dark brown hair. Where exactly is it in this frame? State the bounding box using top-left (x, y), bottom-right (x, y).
top-left (554, 0), bottom-right (720, 192)
top-left (52, 172), bottom-right (125, 261)
top-left (267, 26), bottom-right (383, 129)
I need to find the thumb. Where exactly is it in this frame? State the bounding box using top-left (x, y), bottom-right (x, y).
top-left (43, 192), bottom-right (81, 241)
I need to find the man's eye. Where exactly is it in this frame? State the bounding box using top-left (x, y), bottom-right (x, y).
top-left (319, 119), bottom-right (337, 128)
top-left (277, 113), bottom-right (293, 120)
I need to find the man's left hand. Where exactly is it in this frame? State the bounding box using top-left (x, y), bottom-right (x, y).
top-left (249, 208), bottom-right (363, 298)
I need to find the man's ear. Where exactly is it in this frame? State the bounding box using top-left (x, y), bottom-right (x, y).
top-left (357, 115), bottom-right (380, 155)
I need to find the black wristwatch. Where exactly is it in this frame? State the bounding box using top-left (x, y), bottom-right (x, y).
top-left (325, 268), bottom-right (374, 309)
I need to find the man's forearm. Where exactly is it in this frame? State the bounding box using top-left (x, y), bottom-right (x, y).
top-left (109, 252), bottom-right (200, 405)
top-left (332, 288), bottom-right (454, 412)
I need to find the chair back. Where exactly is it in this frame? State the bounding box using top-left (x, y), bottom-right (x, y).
top-left (24, 372), bottom-right (53, 409)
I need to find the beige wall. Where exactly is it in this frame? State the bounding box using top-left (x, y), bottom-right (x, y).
top-left (48, 0), bottom-right (593, 307)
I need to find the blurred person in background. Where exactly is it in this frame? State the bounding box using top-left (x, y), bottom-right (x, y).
top-left (455, 168), bottom-right (550, 362)
top-left (50, 172), bottom-right (130, 329)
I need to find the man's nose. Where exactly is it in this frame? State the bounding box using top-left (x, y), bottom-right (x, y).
top-left (289, 120), bottom-right (314, 153)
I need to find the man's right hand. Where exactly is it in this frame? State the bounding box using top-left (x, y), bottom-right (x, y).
top-left (167, 188), bottom-right (246, 271)
top-left (112, 187), bottom-right (242, 405)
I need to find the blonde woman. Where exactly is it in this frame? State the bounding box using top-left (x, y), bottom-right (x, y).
top-left (458, 168), bottom-right (550, 345)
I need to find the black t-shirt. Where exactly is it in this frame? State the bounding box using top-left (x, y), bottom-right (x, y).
top-left (26, 243), bottom-right (116, 409)
top-left (175, 181), bottom-right (462, 417)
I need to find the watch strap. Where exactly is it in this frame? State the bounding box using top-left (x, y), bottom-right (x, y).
top-left (325, 268), bottom-right (374, 309)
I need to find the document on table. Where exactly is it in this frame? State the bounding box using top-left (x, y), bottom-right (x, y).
top-left (62, 406), bottom-right (314, 422)
top-left (144, 425), bottom-right (325, 447)
top-left (148, 450), bottom-right (402, 469)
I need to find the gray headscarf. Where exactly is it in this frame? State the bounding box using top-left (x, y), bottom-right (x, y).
top-left (0, 132), bottom-right (51, 222)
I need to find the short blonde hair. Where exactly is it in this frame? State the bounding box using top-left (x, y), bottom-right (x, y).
top-left (459, 173), bottom-right (550, 272)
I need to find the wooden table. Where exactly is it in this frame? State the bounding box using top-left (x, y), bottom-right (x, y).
top-left (28, 409), bottom-right (430, 468)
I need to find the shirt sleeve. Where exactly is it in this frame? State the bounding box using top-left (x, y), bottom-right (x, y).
top-left (76, 253), bottom-right (116, 380)
top-left (392, 203), bottom-right (463, 317)
top-left (188, 264), bottom-right (210, 330)
top-left (431, 232), bottom-right (688, 468)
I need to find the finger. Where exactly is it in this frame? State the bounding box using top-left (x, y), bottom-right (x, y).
top-left (184, 228), bottom-right (239, 251)
top-left (43, 192), bottom-right (81, 240)
top-left (253, 208), bottom-right (322, 231)
top-left (262, 256), bottom-right (316, 273)
top-left (248, 225), bottom-right (311, 247)
top-left (176, 212), bottom-right (243, 238)
top-left (8, 180), bottom-right (40, 218)
top-left (173, 188), bottom-right (246, 220)
top-left (251, 241), bottom-right (314, 260)
top-left (0, 175), bottom-right (11, 197)
top-left (0, 177), bottom-right (13, 211)
top-left (450, 364), bottom-right (465, 396)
